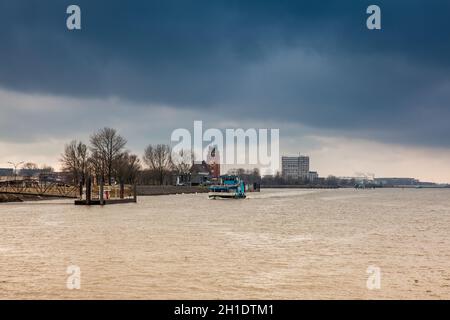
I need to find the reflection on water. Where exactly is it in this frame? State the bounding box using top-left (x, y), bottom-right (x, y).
top-left (1, 188), bottom-right (450, 299)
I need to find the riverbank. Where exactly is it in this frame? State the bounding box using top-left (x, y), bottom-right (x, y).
top-left (261, 185), bottom-right (450, 189)
top-left (261, 185), bottom-right (339, 189)
top-left (0, 193), bottom-right (63, 203)
top-left (0, 194), bottom-right (22, 203)
top-left (0, 186), bottom-right (208, 202)
top-left (136, 185), bottom-right (208, 196)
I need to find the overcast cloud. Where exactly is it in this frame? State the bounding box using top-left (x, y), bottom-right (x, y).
top-left (1, 0), bottom-right (449, 181)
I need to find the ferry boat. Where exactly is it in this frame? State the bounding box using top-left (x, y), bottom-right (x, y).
top-left (208, 175), bottom-right (246, 199)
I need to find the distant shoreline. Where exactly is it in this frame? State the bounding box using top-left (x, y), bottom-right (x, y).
top-left (136, 185), bottom-right (208, 196)
top-left (261, 185), bottom-right (450, 189)
top-left (261, 185), bottom-right (338, 189)
top-left (2, 184), bottom-right (448, 203)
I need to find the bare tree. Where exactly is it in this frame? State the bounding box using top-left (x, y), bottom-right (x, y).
top-left (172, 149), bottom-right (193, 175)
top-left (114, 152), bottom-right (142, 184)
top-left (89, 149), bottom-right (106, 183)
top-left (40, 165), bottom-right (55, 173)
top-left (90, 127), bottom-right (127, 185)
top-left (143, 144), bottom-right (173, 185)
top-left (22, 162), bottom-right (38, 170)
top-left (60, 140), bottom-right (89, 185)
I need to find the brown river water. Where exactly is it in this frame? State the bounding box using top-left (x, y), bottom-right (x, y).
top-left (1, 188), bottom-right (449, 299)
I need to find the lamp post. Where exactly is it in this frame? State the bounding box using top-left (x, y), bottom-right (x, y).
top-left (7, 161), bottom-right (24, 182)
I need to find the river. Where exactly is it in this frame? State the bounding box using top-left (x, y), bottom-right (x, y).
top-left (1, 188), bottom-right (449, 299)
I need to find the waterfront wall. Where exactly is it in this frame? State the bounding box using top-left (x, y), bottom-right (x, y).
top-left (0, 194), bottom-right (22, 202)
top-left (136, 185), bottom-right (208, 196)
top-left (0, 193), bottom-right (59, 202)
top-left (261, 185), bottom-right (339, 189)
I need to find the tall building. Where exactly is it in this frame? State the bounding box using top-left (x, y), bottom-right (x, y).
top-left (281, 155), bottom-right (310, 179)
top-left (308, 171), bottom-right (319, 182)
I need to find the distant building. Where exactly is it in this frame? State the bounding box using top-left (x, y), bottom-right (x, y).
top-left (282, 155), bottom-right (310, 179)
top-left (207, 146), bottom-right (221, 178)
top-left (0, 168), bottom-right (14, 177)
top-left (374, 177), bottom-right (419, 186)
top-left (190, 161), bottom-right (212, 186)
top-left (308, 171), bottom-right (319, 182)
top-left (19, 168), bottom-right (43, 178)
top-left (176, 151), bottom-right (221, 186)
top-left (39, 172), bottom-right (72, 184)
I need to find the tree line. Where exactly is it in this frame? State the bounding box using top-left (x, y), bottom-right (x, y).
top-left (60, 127), bottom-right (342, 188)
top-left (60, 127), bottom-right (192, 186)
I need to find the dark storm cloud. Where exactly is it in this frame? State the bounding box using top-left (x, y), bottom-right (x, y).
top-left (0, 0), bottom-right (450, 147)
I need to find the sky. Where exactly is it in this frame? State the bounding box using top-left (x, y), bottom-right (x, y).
top-left (0, 0), bottom-right (450, 182)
